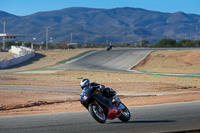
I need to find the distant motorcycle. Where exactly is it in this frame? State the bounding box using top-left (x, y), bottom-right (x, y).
top-left (80, 86), bottom-right (131, 123)
top-left (106, 44), bottom-right (112, 51)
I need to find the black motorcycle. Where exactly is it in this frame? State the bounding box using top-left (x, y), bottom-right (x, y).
top-left (106, 45), bottom-right (112, 51)
top-left (80, 86), bottom-right (131, 123)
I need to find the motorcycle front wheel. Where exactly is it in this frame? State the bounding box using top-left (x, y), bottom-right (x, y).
top-left (88, 103), bottom-right (106, 123)
top-left (118, 103), bottom-right (131, 122)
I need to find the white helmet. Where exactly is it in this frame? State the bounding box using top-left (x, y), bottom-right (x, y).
top-left (80, 79), bottom-right (90, 89)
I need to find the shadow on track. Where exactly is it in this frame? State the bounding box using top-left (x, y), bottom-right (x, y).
top-left (109, 120), bottom-right (176, 124)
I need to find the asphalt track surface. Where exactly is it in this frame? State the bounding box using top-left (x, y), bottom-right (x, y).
top-left (0, 101), bottom-right (200, 133)
top-left (52, 48), bottom-right (152, 72)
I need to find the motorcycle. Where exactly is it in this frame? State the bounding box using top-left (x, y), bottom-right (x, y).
top-left (106, 45), bottom-right (112, 51)
top-left (80, 86), bottom-right (131, 123)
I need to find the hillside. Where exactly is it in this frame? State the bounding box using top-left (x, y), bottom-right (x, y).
top-left (0, 7), bottom-right (200, 44)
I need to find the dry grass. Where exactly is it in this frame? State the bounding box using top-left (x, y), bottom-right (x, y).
top-left (134, 50), bottom-right (200, 74)
top-left (0, 49), bottom-right (93, 73)
top-left (0, 52), bottom-right (16, 60)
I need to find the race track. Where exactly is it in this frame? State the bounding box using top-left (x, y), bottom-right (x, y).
top-left (0, 101), bottom-right (200, 133)
top-left (52, 48), bottom-right (152, 72)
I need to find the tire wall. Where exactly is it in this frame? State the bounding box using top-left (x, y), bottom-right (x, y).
top-left (0, 46), bottom-right (35, 69)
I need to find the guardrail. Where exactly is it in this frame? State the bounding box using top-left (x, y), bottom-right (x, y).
top-left (0, 46), bottom-right (35, 69)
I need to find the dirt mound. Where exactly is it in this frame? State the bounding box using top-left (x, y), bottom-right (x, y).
top-left (133, 50), bottom-right (200, 74)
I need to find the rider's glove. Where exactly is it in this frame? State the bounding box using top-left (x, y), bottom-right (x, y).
top-left (100, 85), bottom-right (102, 89)
top-left (96, 88), bottom-right (101, 91)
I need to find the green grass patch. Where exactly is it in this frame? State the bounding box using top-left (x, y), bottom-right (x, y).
top-left (56, 50), bottom-right (95, 64)
top-left (27, 68), bottom-right (63, 71)
top-left (137, 70), bottom-right (200, 78)
top-left (14, 68), bottom-right (63, 73)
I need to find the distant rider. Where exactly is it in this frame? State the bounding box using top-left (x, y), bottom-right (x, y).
top-left (107, 44), bottom-right (112, 51)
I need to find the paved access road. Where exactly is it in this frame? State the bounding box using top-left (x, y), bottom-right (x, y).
top-left (0, 101), bottom-right (200, 133)
top-left (52, 49), bottom-right (152, 72)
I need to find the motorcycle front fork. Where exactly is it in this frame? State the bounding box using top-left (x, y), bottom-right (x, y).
top-left (112, 95), bottom-right (121, 106)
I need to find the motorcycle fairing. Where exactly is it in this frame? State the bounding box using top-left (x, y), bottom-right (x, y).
top-left (117, 103), bottom-right (126, 110)
top-left (93, 94), bottom-right (113, 109)
top-left (105, 104), bottom-right (122, 120)
top-left (80, 87), bottom-right (94, 107)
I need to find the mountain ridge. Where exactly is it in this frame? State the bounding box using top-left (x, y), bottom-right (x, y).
top-left (0, 7), bottom-right (200, 44)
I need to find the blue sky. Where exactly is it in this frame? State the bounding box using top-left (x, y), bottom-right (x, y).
top-left (0, 0), bottom-right (200, 16)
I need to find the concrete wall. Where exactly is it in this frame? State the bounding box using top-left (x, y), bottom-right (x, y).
top-left (0, 46), bottom-right (35, 69)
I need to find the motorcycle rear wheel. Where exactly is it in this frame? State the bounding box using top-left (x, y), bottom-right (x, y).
top-left (118, 104), bottom-right (131, 122)
top-left (88, 104), bottom-right (106, 123)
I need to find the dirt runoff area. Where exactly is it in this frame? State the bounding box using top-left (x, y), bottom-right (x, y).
top-left (0, 49), bottom-right (200, 117)
top-left (0, 52), bottom-right (16, 60)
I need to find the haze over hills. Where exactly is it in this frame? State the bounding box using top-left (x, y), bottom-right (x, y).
top-left (0, 7), bottom-right (200, 44)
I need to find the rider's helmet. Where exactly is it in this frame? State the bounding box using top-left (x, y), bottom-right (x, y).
top-left (80, 79), bottom-right (90, 89)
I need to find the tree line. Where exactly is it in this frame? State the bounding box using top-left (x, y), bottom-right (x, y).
top-left (150, 39), bottom-right (200, 48)
top-left (1, 39), bottom-right (200, 50)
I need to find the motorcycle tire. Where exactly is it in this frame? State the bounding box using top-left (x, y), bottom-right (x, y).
top-left (118, 103), bottom-right (131, 122)
top-left (88, 103), bottom-right (106, 123)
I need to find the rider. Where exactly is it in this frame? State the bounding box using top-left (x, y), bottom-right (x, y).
top-left (80, 79), bottom-right (121, 106)
top-left (107, 44), bottom-right (112, 50)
